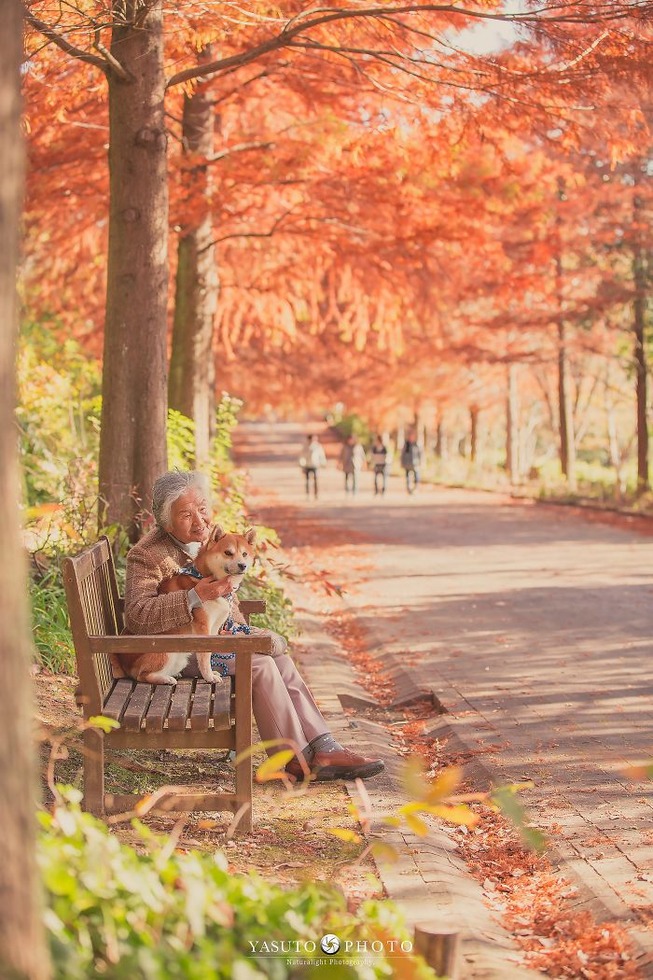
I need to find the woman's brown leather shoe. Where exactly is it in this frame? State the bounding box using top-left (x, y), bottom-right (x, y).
top-left (286, 749), bottom-right (384, 782)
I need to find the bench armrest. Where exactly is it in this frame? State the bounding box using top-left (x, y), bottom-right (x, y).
top-left (88, 634), bottom-right (273, 656)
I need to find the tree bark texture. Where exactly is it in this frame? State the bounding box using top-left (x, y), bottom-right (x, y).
top-left (557, 318), bottom-right (577, 491)
top-left (433, 418), bottom-right (441, 458)
top-left (506, 362), bottom-right (519, 482)
top-left (169, 61), bottom-right (218, 468)
top-left (555, 178), bottom-right (576, 491)
top-left (470, 406), bottom-right (479, 462)
top-left (0, 4), bottom-right (52, 976)
top-left (99, 0), bottom-right (169, 540)
top-left (633, 183), bottom-right (649, 493)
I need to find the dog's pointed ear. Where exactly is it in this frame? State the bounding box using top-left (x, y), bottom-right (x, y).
top-left (245, 527), bottom-right (257, 546)
top-left (210, 523), bottom-right (226, 542)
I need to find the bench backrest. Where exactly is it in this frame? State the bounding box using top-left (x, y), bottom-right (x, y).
top-left (62, 536), bottom-right (122, 711)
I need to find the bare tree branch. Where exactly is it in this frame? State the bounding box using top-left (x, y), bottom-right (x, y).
top-left (93, 26), bottom-right (130, 80)
top-left (23, 6), bottom-right (109, 74)
top-left (165, 2), bottom-right (646, 89)
top-left (207, 140), bottom-right (275, 163)
top-left (199, 208), bottom-right (296, 252)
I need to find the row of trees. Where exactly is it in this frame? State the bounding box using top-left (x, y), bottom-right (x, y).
top-left (4, 3), bottom-right (653, 974)
top-left (22, 1), bottom-right (653, 538)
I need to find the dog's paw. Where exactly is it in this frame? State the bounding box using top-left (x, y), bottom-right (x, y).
top-left (207, 672), bottom-right (224, 685)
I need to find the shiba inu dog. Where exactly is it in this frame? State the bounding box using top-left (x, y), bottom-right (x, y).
top-left (111, 526), bottom-right (256, 686)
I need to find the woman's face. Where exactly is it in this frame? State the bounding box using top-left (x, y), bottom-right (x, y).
top-left (167, 489), bottom-right (211, 544)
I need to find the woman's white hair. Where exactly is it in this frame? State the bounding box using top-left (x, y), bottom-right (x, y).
top-left (151, 470), bottom-right (212, 529)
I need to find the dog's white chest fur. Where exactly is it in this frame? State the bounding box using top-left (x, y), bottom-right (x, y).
top-left (166, 653), bottom-right (192, 677)
top-left (203, 596), bottom-right (231, 635)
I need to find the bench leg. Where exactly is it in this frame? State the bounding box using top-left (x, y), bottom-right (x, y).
top-left (234, 759), bottom-right (253, 834)
top-left (83, 728), bottom-right (105, 816)
top-left (234, 652), bottom-right (253, 834)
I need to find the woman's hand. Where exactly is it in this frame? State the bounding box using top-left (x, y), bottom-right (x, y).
top-left (194, 576), bottom-right (233, 603)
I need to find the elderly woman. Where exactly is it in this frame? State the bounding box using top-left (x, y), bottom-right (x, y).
top-left (124, 470), bottom-right (384, 783)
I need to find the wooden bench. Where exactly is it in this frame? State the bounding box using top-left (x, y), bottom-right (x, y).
top-left (62, 535), bottom-right (272, 832)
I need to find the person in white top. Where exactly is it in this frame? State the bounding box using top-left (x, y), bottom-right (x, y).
top-left (339, 435), bottom-right (367, 495)
top-left (299, 433), bottom-right (327, 498)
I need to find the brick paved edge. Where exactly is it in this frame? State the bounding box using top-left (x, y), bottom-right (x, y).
top-left (421, 695), bottom-right (653, 979)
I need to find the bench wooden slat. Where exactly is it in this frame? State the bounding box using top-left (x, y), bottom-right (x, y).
top-left (122, 683), bottom-right (154, 732)
top-left (213, 680), bottom-right (232, 732)
top-left (144, 685), bottom-right (174, 732)
top-left (189, 681), bottom-right (212, 731)
top-left (167, 679), bottom-right (194, 731)
top-left (103, 679), bottom-right (135, 722)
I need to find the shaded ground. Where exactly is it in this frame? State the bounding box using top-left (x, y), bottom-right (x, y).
top-left (34, 676), bottom-right (381, 907)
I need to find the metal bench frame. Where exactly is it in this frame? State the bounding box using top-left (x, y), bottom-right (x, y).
top-left (62, 535), bottom-right (271, 832)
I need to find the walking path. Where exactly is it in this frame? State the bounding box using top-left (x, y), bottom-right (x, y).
top-left (278, 565), bottom-right (541, 979)
top-left (235, 420), bottom-right (653, 978)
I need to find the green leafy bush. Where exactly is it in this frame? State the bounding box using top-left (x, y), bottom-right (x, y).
top-left (239, 568), bottom-right (297, 642)
top-left (31, 565), bottom-right (76, 675)
top-left (39, 793), bottom-right (434, 979)
top-left (17, 320), bottom-right (102, 508)
top-left (331, 414), bottom-right (372, 445)
top-left (167, 409), bottom-right (197, 472)
top-left (213, 393), bottom-right (243, 467)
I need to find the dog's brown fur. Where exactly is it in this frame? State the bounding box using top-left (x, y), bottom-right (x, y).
top-left (112, 525), bottom-right (256, 685)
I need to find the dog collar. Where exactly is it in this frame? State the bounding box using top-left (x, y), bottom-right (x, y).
top-left (177, 564), bottom-right (202, 580)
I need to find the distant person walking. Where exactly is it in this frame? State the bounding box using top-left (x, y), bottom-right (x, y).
top-left (339, 434), bottom-right (366, 495)
top-left (401, 435), bottom-right (422, 494)
top-left (299, 433), bottom-right (327, 499)
top-left (370, 435), bottom-right (391, 495)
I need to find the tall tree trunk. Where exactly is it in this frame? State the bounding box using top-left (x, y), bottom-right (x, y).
top-left (555, 181), bottom-right (577, 491)
top-left (633, 180), bottom-right (649, 493)
top-left (169, 58), bottom-right (218, 467)
top-left (557, 319), bottom-right (577, 491)
top-left (506, 362), bottom-right (519, 483)
top-left (99, 0), bottom-right (169, 540)
top-left (434, 418), bottom-right (443, 458)
top-left (470, 406), bottom-right (479, 462)
top-left (0, 5), bottom-right (51, 976)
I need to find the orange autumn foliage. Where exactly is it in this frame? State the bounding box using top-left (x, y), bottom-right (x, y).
top-left (22, 2), bottom-right (653, 423)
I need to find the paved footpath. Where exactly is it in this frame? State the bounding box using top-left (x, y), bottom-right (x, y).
top-left (235, 421), bottom-right (653, 978)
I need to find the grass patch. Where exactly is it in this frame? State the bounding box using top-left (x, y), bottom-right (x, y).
top-left (31, 565), bottom-right (76, 675)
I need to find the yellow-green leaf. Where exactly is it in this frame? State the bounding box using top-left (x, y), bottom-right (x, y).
top-left (370, 841), bottom-right (399, 863)
top-left (624, 763), bottom-right (653, 780)
top-left (425, 804), bottom-right (480, 827)
top-left (87, 715), bottom-right (120, 733)
top-left (404, 812), bottom-right (430, 837)
top-left (381, 816), bottom-right (402, 828)
top-left (255, 750), bottom-right (295, 782)
top-left (502, 781), bottom-right (535, 793)
top-left (491, 785), bottom-right (546, 851)
top-left (327, 828), bottom-right (362, 844)
top-left (235, 739), bottom-right (292, 764)
top-left (424, 766), bottom-right (462, 803)
top-left (397, 800), bottom-right (427, 817)
top-left (400, 755), bottom-right (428, 801)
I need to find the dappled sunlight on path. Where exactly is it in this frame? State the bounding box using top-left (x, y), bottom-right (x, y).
top-left (235, 420), bottom-right (653, 973)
